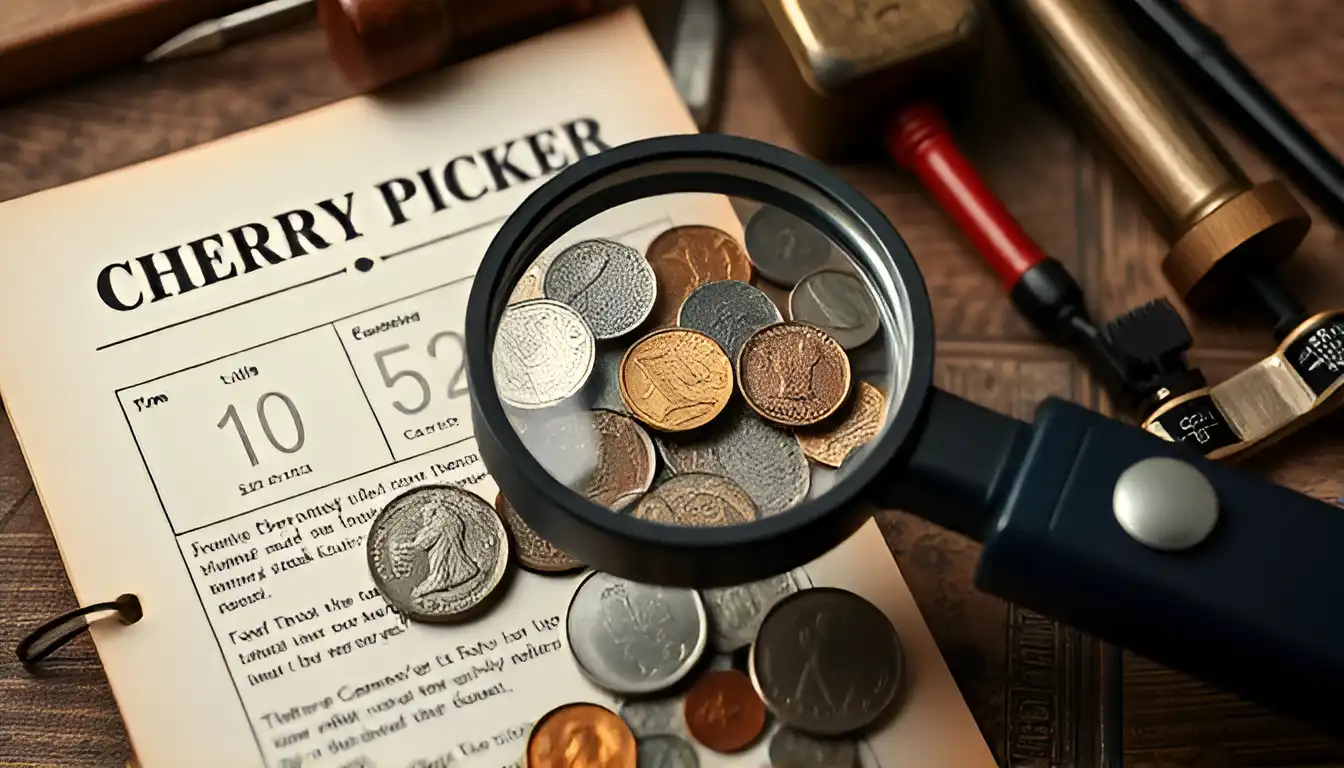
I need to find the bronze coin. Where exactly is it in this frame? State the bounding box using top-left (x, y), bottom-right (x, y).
top-left (683, 669), bottom-right (767, 753)
top-left (632, 472), bottom-right (759, 527)
top-left (526, 702), bottom-right (636, 768)
top-left (737, 323), bottom-right (852, 427)
top-left (796, 381), bottom-right (888, 467)
top-left (494, 492), bottom-right (582, 574)
top-left (586, 409), bottom-right (659, 506)
top-left (646, 225), bottom-right (752, 327)
top-left (620, 328), bottom-right (735, 432)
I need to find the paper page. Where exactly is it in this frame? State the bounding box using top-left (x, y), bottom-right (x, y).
top-left (0, 10), bottom-right (994, 767)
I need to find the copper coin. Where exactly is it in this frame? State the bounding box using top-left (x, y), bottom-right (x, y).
top-left (737, 323), bottom-right (852, 427)
top-left (632, 472), bottom-right (759, 527)
top-left (526, 702), bottom-right (636, 768)
top-left (620, 328), bottom-right (734, 432)
top-left (796, 382), bottom-right (888, 467)
top-left (645, 225), bottom-right (752, 327)
top-left (683, 669), bottom-right (767, 753)
top-left (587, 409), bottom-right (659, 506)
top-left (495, 492), bottom-right (582, 574)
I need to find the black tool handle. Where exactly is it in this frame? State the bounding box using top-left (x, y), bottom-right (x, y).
top-left (976, 395), bottom-right (1344, 736)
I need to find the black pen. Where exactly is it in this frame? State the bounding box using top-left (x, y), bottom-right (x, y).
top-left (1114, 0), bottom-right (1344, 231)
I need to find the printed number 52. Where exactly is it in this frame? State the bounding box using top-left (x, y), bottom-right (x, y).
top-left (372, 331), bottom-right (469, 415)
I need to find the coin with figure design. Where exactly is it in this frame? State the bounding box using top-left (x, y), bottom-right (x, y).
top-left (366, 485), bottom-right (510, 623)
top-left (543, 238), bottom-right (657, 340)
top-left (493, 299), bottom-right (595, 410)
top-left (620, 328), bottom-right (734, 432)
top-left (526, 702), bottom-right (636, 768)
top-left (738, 322), bottom-right (851, 427)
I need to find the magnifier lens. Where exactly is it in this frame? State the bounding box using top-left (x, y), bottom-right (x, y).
top-left (489, 189), bottom-right (911, 533)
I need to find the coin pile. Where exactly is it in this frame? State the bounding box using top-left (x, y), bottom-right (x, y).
top-left (492, 205), bottom-right (890, 531)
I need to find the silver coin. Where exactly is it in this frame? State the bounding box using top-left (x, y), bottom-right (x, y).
top-left (507, 246), bottom-right (563, 304)
top-left (618, 696), bottom-right (685, 738)
top-left (744, 206), bottom-right (835, 287)
top-left (543, 238), bottom-right (657, 340)
top-left (493, 299), bottom-right (595, 409)
top-left (788, 269), bottom-right (880, 350)
top-left (366, 485), bottom-right (510, 623)
top-left (637, 734), bottom-right (700, 768)
top-left (701, 573), bottom-right (798, 652)
top-left (749, 588), bottom-right (903, 735)
top-left (567, 571), bottom-right (708, 695)
top-left (659, 407), bottom-right (809, 516)
top-left (677, 279), bottom-right (783, 359)
top-left (768, 727), bottom-right (859, 768)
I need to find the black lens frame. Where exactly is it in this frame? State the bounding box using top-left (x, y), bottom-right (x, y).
top-left (465, 133), bottom-right (935, 587)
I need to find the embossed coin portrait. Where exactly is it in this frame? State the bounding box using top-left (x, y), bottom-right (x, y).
top-left (387, 496), bottom-right (495, 602)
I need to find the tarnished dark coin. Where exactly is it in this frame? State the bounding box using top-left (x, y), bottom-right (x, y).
top-left (620, 328), bottom-right (735, 432)
top-left (768, 727), bottom-right (860, 768)
top-left (659, 407), bottom-right (809, 516)
top-left (567, 571), bottom-right (708, 695)
top-left (587, 409), bottom-right (659, 506)
top-left (789, 269), bottom-right (881, 350)
top-left (366, 485), bottom-right (510, 623)
top-left (495, 492), bottom-right (581, 574)
top-left (543, 238), bottom-right (657, 340)
top-left (749, 588), bottom-right (903, 735)
top-left (738, 323), bottom-right (852, 427)
top-left (584, 346), bottom-right (629, 414)
top-left (493, 299), bottom-right (595, 410)
top-left (678, 279), bottom-right (782, 359)
top-left (701, 573), bottom-right (797, 652)
top-left (796, 381), bottom-right (888, 468)
top-left (635, 734), bottom-right (699, 768)
top-left (632, 472), bottom-right (759, 527)
top-left (646, 225), bottom-right (752, 328)
top-left (743, 206), bottom-right (834, 287)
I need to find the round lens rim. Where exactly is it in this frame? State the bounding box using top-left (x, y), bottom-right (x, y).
top-left (465, 133), bottom-right (935, 587)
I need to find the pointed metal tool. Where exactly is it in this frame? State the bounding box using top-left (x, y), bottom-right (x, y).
top-left (145, 0), bottom-right (316, 62)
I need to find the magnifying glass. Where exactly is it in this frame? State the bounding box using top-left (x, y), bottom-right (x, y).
top-left (464, 133), bottom-right (1344, 736)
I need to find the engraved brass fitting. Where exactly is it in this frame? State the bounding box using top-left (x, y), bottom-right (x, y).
top-left (750, 0), bottom-right (984, 157)
top-left (1002, 0), bottom-right (1312, 310)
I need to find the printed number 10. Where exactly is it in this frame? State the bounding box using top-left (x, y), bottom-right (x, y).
top-left (217, 392), bottom-right (306, 467)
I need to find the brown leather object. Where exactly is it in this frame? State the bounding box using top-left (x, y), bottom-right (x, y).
top-left (0, 0), bottom-right (256, 102)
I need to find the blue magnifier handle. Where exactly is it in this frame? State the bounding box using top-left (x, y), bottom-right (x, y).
top-left (973, 396), bottom-right (1344, 736)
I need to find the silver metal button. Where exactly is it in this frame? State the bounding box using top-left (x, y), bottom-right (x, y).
top-left (1113, 457), bottom-right (1219, 551)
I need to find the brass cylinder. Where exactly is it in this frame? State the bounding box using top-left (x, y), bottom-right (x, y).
top-left (1004, 0), bottom-right (1311, 309)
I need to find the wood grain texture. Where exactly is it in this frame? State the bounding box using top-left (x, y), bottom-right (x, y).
top-left (0, 0), bottom-right (1342, 765)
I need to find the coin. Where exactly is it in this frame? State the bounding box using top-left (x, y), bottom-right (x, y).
top-left (366, 485), bottom-right (510, 623)
top-left (677, 279), bottom-right (782, 359)
top-left (684, 669), bottom-right (767, 753)
top-left (789, 269), bottom-right (881, 350)
top-left (544, 238), bottom-right (657, 340)
top-left (646, 225), bottom-right (752, 327)
top-left (701, 573), bottom-right (797, 652)
top-left (508, 246), bottom-right (563, 304)
top-left (584, 346), bottom-right (629, 414)
top-left (617, 696), bottom-right (685, 738)
top-left (527, 702), bottom-right (636, 768)
top-left (768, 727), bottom-right (859, 768)
top-left (515, 408), bottom-right (600, 490)
top-left (495, 492), bottom-right (581, 574)
top-left (493, 299), bottom-right (595, 410)
top-left (749, 588), bottom-right (903, 735)
top-left (796, 382), bottom-right (888, 468)
top-left (743, 206), bottom-right (834, 287)
top-left (659, 407), bottom-right (809, 516)
top-left (567, 571), bottom-right (709, 695)
top-left (587, 409), bottom-right (659, 506)
top-left (620, 328), bottom-right (734, 432)
top-left (635, 734), bottom-right (700, 768)
top-left (632, 473), bottom-right (759, 527)
top-left (738, 323), bottom-right (852, 427)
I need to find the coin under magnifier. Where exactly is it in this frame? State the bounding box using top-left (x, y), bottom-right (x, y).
top-left (744, 205), bottom-right (835, 287)
top-left (366, 485), bottom-right (510, 623)
top-left (567, 571), bottom-right (708, 695)
top-left (495, 492), bottom-right (582, 574)
top-left (701, 572), bottom-right (797, 652)
top-left (493, 299), bottom-right (595, 410)
top-left (508, 245), bottom-right (563, 305)
top-left (526, 702), bottom-right (636, 768)
top-left (658, 407), bottom-right (809, 516)
top-left (738, 323), bottom-right (852, 427)
top-left (646, 225), bottom-right (752, 328)
top-left (543, 238), bottom-right (657, 340)
top-left (636, 734), bottom-right (700, 768)
top-left (750, 588), bottom-right (903, 735)
top-left (632, 472), bottom-right (759, 527)
top-left (768, 726), bottom-right (860, 768)
top-left (587, 409), bottom-right (658, 506)
top-left (789, 269), bottom-right (881, 350)
top-left (677, 279), bottom-right (782, 359)
top-left (620, 328), bottom-right (734, 432)
top-left (584, 346), bottom-right (629, 414)
top-left (797, 381), bottom-right (888, 468)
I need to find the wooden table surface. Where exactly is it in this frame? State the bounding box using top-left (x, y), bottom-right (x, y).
top-left (1, 1), bottom-right (1342, 766)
